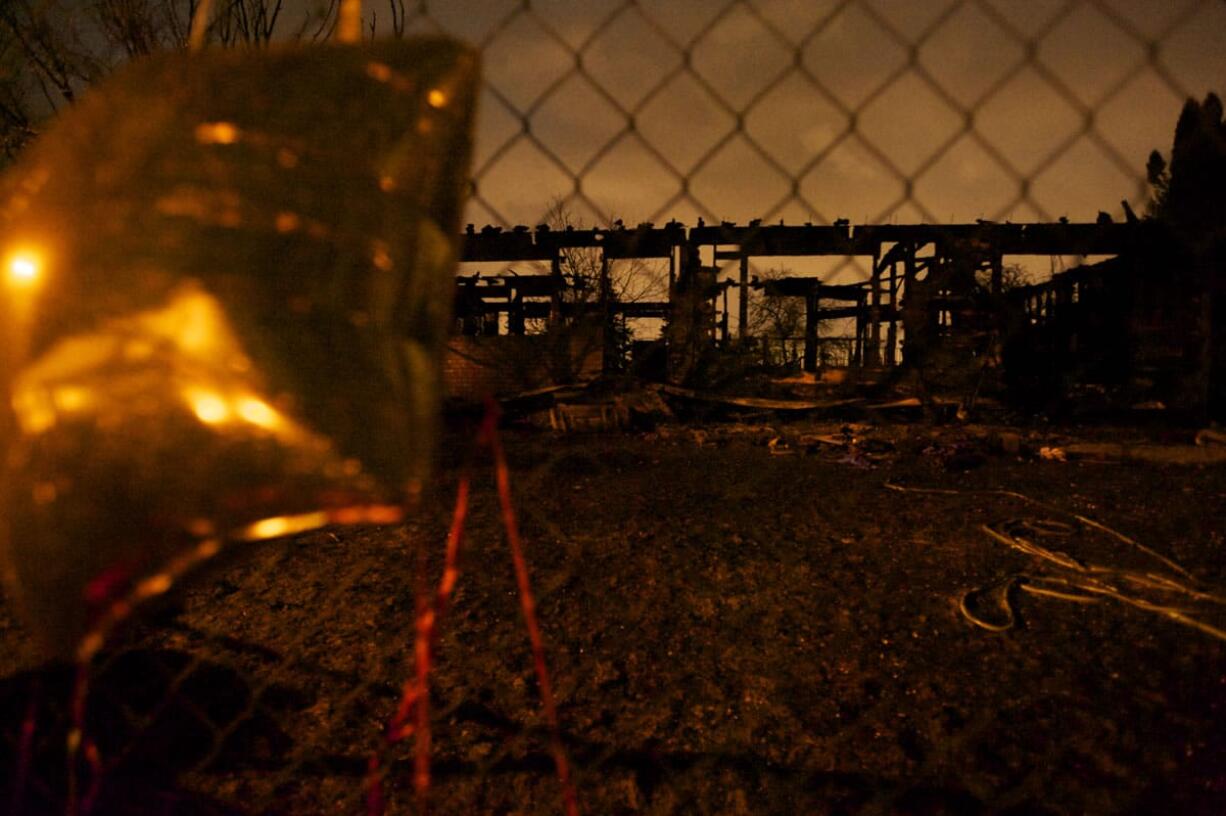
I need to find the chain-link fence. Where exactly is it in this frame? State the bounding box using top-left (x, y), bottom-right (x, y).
top-left (437, 0), bottom-right (1223, 278)
top-left (423, 0), bottom-right (1225, 359)
top-left (2, 1), bottom-right (1225, 814)
top-left (454, 0), bottom-right (1216, 223)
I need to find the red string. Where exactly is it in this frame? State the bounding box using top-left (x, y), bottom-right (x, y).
top-left (368, 402), bottom-right (580, 814)
top-left (367, 474), bottom-right (470, 816)
top-left (65, 662), bottom-right (103, 816)
top-left (485, 400), bottom-right (581, 816)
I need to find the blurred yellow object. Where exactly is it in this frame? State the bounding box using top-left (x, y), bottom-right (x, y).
top-left (0, 38), bottom-right (477, 658)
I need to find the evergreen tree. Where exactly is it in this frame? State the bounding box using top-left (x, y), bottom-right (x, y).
top-left (1149, 92), bottom-right (1226, 243)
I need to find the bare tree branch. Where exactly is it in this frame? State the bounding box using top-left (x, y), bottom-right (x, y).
top-left (389, 0), bottom-right (405, 38)
top-left (0, 2), bottom-right (84, 104)
top-left (0, 0), bottom-right (325, 160)
top-left (307, 0), bottom-right (340, 43)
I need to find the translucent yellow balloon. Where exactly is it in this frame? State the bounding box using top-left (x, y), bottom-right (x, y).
top-left (0, 39), bottom-right (477, 659)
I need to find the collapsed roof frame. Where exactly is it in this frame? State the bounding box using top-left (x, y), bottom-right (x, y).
top-left (456, 221), bottom-right (1157, 377)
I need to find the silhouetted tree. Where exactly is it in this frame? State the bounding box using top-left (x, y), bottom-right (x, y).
top-left (0, 0), bottom-right (396, 165)
top-left (1145, 149), bottom-right (1169, 216)
top-left (532, 199), bottom-right (666, 380)
top-left (1145, 91), bottom-right (1226, 419)
top-left (1147, 92), bottom-right (1226, 244)
top-left (746, 267), bottom-right (806, 367)
top-left (452, 201), bottom-right (668, 388)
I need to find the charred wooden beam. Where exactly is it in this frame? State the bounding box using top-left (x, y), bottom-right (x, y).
top-left (739, 255), bottom-right (749, 341)
top-left (754, 277), bottom-right (867, 301)
top-left (690, 223), bottom-right (853, 255)
top-left (460, 221), bottom-right (1156, 263)
top-left (804, 290), bottom-right (820, 373)
top-left (615, 301), bottom-right (671, 318)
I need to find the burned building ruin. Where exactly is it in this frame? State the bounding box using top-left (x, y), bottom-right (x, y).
top-left (450, 219), bottom-right (1221, 420)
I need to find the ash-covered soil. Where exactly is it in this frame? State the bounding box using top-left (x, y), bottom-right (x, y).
top-left (2, 420), bottom-right (1225, 815)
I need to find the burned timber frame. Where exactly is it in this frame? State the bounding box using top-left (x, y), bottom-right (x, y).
top-left (456, 220), bottom-right (1159, 382)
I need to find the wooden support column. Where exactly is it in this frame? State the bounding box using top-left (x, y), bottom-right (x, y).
top-left (509, 291), bottom-right (525, 335)
top-left (722, 285), bottom-right (731, 345)
top-left (854, 293), bottom-right (865, 368)
top-left (668, 245), bottom-right (677, 298)
top-left (886, 259), bottom-right (899, 366)
top-left (991, 251), bottom-right (1003, 296)
top-left (739, 254), bottom-right (749, 341)
top-left (804, 287), bottom-right (820, 373)
top-left (900, 245), bottom-right (919, 364)
top-left (600, 250), bottom-right (614, 373)
top-left (869, 243), bottom-right (882, 366)
top-left (549, 254), bottom-right (563, 329)
top-left (667, 241), bottom-right (704, 384)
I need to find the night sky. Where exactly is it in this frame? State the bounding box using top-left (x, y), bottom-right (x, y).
top-left (367, 0), bottom-right (1226, 232)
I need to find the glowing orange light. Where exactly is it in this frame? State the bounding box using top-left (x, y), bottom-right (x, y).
top-left (248, 517), bottom-right (290, 539)
top-left (366, 62), bottom-right (393, 83)
top-left (427, 89), bottom-right (448, 108)
top-left (135, 573), bottom-right (173, 598)
top-left (365, 505), bottom-right (404, 525)
top-left (7, 252), bottom-right (41, 285)
top-left (52, 386), bottom-right (91, 412)
top-left (187, 519), bottom-right (216, 538)
top-left (241, 511), bottom-right (329, 541)
top-left (275, 212), bottom-right (300, 233)
top-left (195, 121), bottom-right (241, 145)
top-left (77, 634), bottom-right (105, 663)
top-left (372, 244), bottom-right (393, 272)
top-left (236, 396), bottom-right (279, 428)
top-left (186, 389), bottom-right (230, 424)
top-left (12, 388), bottom-right (56, 434)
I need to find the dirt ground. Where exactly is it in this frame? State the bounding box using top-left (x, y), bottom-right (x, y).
top-left (2, 417), bottom-right (1225, 815)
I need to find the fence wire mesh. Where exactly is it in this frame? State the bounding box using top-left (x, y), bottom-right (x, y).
top-left (434, 0), bottom-right (1223, 259)
top-left (2, 1), bottom-right (1225, 814)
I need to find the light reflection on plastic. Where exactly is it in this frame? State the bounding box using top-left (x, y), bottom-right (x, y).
top-left (195, 122), bottom-right (241, 145)
top-left (12, 390), bottom-right (56, 434)
top-left (183, 388), bottom-right (287, 430)
top-left (136, 288), bottom-right (225, 354)
top-left (235, 506), bottom-right (404, 541)
top-left (180, 387), bottom-right (285, 428)
top-left (186, 389), bottom-right (231, 424)
top-left (136, 573), bottom-right (173, 597)
top-left (236, 396), bottom-right (279, 429)
top-left (275, 211), bottom-right (300, 233)
top-left (6, 251), bottom-right (41, 286)
top-left (366, 62), bottom-right (393, 83)
top-left (242, 512), bottom-right (329, 541)
top-left (372, 243), bottom-right (393, 272)
top-left (52, 386), bottom-right (91, 412)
